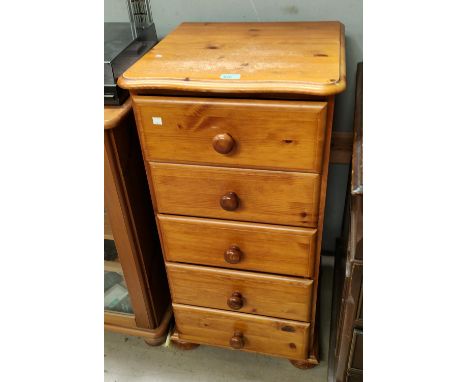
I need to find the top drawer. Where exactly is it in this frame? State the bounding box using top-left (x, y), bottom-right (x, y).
top-left (133, 96), bottom-right (328, 172)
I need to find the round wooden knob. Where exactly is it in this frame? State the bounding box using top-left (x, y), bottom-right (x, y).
top-left (227, 291), bottom-right (243, 310)
top-left (220, 192), bottom-right (239, 211)
top-left (212, 133), bottom-right (235, 154)
top-left (224, 245), bottom-right (242, 264)
top-left (230, 331), bottom-right (244, 349)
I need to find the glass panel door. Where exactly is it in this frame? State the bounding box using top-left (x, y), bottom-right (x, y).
top-left (104, 210), bottom-right (134, 314)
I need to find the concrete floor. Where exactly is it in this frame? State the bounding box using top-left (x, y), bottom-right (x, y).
top-left (105, 256), bottom-right (334, 382)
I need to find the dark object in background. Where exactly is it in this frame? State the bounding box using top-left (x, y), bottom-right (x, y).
top-left (104, 239), bottom-right (118, 261)
top-left (329, 62), bottom-right (363, 382)
top-left (104, 0), bottom-right (157, 105)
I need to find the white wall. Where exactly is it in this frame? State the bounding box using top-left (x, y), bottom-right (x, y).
top-left (104, 0), bottom-right (129, 22)
top-left (107, 0), bottom-right (363, 251)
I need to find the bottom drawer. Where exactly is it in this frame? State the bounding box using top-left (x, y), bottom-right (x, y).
top-left (173, 303), bottom-right (310, 360)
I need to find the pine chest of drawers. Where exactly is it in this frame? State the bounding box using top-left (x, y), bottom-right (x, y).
top-left (119, 21), bottom-right (346, 368)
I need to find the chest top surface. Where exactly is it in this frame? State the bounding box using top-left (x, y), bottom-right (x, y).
top-left (118, 21), bottom-right (346, 97)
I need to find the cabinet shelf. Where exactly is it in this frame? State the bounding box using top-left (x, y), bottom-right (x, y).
top-left (104, 259), bottom-right (123, 274)
top-left (104, 211), bottom-right (114, 240)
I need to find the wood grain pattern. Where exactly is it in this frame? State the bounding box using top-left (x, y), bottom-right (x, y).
top-left (158, 214), bottom-right (317, 277)
top-left (166, 263), bottom-right (312, 321)
top-left (150, 162), bottom-right (321, 227)
top-left (104, 311), bottom-right (136, 329)
top-left (133, 96), bottom-right (327, 172)
top-left (119, 22), bottom-right (346, 96)
top-left (173, 304), bottom-right (310, 360)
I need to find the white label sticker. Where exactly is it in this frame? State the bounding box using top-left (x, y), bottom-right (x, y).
top-left (152, 117), bottom-right (163, 125)
top-left (220, 73), bottom-right (241, 79)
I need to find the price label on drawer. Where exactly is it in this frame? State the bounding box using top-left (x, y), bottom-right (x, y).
top-left (152, 117), bottom-right (163, 125)
top-left (220, 73), bottom-right (241, 79)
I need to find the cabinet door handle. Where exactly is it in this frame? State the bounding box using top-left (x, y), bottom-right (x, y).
top-left (224, 245), bottom-right (243, 264)
top-left (220, 191), bottom-right (239, 211)
top-left (229, 330), bottom-right (244, 349)
top-left (227, 291), bottom-right (243, 310)
top-left (212, 133), bottom-right (235, 154)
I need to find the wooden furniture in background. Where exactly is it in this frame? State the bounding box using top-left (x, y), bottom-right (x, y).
top-left (330, 62), bottom-right (363, 381)
top-left (104, 98), bottom-right (171, 345)
top-left (119, 21), bottom-right (347, 367)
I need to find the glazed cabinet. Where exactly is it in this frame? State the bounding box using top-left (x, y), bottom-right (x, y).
top-left (104, 98), bottom-right (171, 345)
top-left (330, 63), bottom-right (363, 381)
top-left (119, 21), bottom-right (346, 366)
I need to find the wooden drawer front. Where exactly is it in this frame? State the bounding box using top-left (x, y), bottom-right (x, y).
top-left (158, 214), bottom-right (317, 277)
top-left (167, 263), bottom-right (312, 321)
top-left (134, 96), bottom-right (327, 172)
top-left (173, 304), bottom-right (310, 360)
top-left (151, 163), bottom-right (321, 228)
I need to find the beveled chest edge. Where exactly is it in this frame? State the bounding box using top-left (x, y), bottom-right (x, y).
top-left (118, 23), bottom-right (346, 97)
